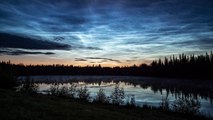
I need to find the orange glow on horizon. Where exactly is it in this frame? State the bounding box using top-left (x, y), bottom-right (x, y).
top-left (0, 55), bottom-right (151, 67)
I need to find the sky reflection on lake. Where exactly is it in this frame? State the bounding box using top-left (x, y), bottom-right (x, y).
top-left (35, 80), bottom-right (213, 116)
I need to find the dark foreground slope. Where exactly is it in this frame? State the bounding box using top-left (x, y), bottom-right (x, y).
top-left (0, 89), bottom-right (209, 120)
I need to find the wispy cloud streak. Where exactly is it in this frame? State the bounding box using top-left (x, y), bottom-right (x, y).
top-left (0, 0), bottom-right (213, 65)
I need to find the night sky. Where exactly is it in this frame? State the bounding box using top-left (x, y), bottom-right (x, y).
top-left (0, 0), bottom-right (213, 66)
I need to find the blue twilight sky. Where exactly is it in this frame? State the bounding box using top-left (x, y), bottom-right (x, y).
top-left (0, 0), bottom-right (213, 66)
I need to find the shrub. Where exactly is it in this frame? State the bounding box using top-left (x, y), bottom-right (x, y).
top-left (94, 88), bottom-right (108, 103)
top-left (110, 84), bottom-right (125, 105)
top-left (49, 83), bottom-right (60, 96)
top-left (77, 86), bottom-right (90, 101)
top-left (69, 83), bottom-right (77, 98)
top-left (172, 97), bottom-right (201, 114)
top-left (58, 86), bottom-right (69, 97)
top-left (126, 95), bottom-right (136, 107)
top-left (19, 76), bottom-right (38, 95)
top-left (160, 96), bottom-right (169, 110)
top-left (49, 83), bottom-right (70, 97)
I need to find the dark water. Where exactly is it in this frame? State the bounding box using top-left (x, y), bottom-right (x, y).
top-left (18, 76), bottom-right (213, 116)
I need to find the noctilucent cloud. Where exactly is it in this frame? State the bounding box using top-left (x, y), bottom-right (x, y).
top-left (0, 0), bottom-right (213, 66)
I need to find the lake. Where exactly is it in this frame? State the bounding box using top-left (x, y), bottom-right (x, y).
top-left (18, 75), bottom-right (213, 116)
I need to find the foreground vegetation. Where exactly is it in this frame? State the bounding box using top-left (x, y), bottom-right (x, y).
top-left (0, 88), bottom-right (211, 120)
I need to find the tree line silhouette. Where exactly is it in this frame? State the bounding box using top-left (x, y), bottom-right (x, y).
top-left (142, 52), bottom-right (213, 79)
top-left (0, 52), bottom-right (213, 89)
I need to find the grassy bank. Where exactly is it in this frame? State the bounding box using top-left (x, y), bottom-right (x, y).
top-left (0, 89), bottom-right (210, 120)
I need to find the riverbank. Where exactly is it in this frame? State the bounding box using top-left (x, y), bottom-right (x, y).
top-left (0, 89), bottom-right (210, 120)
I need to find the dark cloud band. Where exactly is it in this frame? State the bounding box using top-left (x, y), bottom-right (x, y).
top-left (0, 33), bottom-right (71, 50)
top-left (0, 49), bottom-right (55, 55)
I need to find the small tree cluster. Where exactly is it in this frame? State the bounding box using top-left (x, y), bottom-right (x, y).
top-left (49, 83), bottom-right (90, 101)
top-left (172, 97), bottom-right (201, 114)
top-left (49, 83), bottom-right (59, 95)
top-left (49, 83), bottom-right (79, 98)
top-left (50, 83), bottom-right (126, 105)
top-left (19, 76), bottom-right (38, 95)
top-left (77, 86), bottom-right (90, 101)
top-left (49, 83), bottom-right (69, 97)
top-left (58, 86), bottom-right (69, 97)
top-left (110, 84), bottom-right (125, 105)
top-left (126, 95), bottom-right (136, 107)
top-left (94, 88), bottom-right (109, 104)
top-left (69, 83), bottom-right (77, 98)
top-left (160, 96), bottom-right (169, 110)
